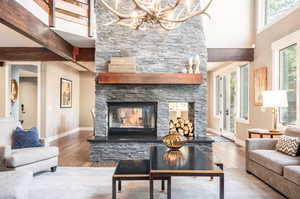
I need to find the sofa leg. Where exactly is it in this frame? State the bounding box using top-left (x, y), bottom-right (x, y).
top-left (51, 166), bottom-right (57, 172)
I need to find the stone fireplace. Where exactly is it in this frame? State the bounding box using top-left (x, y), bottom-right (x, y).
top-left (88, 1), bottom-right (212, 162)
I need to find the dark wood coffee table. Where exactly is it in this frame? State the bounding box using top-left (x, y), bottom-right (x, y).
top-left (150, 146), bottom-right (224, 199)
top-left (112, 160), bottom-right (170, 199)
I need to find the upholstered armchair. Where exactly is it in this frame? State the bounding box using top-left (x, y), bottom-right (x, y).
top-left (0, 118), bottom-right (59, 173)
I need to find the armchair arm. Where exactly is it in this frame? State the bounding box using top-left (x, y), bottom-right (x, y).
top-left (246, 138), bottom-right (278, 151)
top-left (0, 145), bottom-right (12, 167)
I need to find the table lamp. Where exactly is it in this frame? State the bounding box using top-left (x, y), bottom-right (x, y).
top-left (262, 90), bottom-right (288, 132)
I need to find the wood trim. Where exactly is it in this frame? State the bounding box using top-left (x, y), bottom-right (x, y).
top-left (207, 48), bottom-right (254, 62)
top-left (0, 0), bottom-right (74, 60)
top-left (0, 47), bottom-right (66, 61)
top-left (49, 0), bottom-right (56, 27)
top-left (98, 73), bottom-right (204, 85)
top-left (150, 170), bottom-right (224, 174)
top-left (88, 0), bottom-right (94, 37)
top-left (56, 12), bottom-right (88, 26)
top-left (113, 174), bottom-right (150, 178)
top-left (56, 0), bottom-right (88, 17)
top-left (33, 0), bottom-right (49, 13)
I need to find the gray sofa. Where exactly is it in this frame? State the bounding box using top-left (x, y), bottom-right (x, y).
top-left (246, 127), bottom-right (300, 199)
top-left (0, 118), bottom-right (59, 173)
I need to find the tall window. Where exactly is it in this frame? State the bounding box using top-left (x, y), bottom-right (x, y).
top-left (279, 44), bottom-right (297, 125)
top-left (240, 65), bottom-right (249, 120)
top-left (215, 75), bottom-right (222, 116)
top-left (265, 0), bottom-right (299, 24)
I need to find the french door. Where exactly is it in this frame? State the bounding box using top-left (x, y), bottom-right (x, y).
top-left (219, 68), bottom-right (237, 139)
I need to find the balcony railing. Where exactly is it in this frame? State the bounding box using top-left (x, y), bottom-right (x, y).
top-left (33, 0), bottom-right (94, 37)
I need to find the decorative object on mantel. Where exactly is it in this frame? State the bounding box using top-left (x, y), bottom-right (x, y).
top-left (170, 118), bottom-right (194, 137)
top-left (254, 67), bottom-right (268, 106)
top-left (108, 57), bottom-right (136, 73)
top-left (188, 57), bottom-right (194, 74)
top-left (193, 55), bottom-right (200, 74)
top-left (262, 90), bottom-right (288, 132)
top-left (11, 79), bottom-right (18, 102)
top-left (163, 130), bottom-right (187, 150)
top-left (101, 0), bottom-right (213, 31)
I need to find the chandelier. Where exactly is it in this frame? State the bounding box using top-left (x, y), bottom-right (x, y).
top-left (100, 0), bottom-right (213, 31)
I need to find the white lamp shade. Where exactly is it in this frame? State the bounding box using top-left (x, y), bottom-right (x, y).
top-left (262, 90), bottom-right (288, 108)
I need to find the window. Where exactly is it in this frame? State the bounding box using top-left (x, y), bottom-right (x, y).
top-left (239, 64), bottom-right (249, 120)
top-left (279, 44), bottom-right (297, 125)
top-left (215, 75), bottom-right (222, 116)
top-left (265, 0), bottom-right (299, 25)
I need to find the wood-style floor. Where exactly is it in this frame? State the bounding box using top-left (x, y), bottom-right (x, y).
top-left (51, 131), bottom-right (245, 169)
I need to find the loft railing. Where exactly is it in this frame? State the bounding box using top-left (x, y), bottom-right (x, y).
top-left (33, 0), bottom-right (94, 37)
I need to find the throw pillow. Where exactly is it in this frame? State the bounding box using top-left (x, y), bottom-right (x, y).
top-left (276, 135), bottom-right (300, 157)
top-left (12, 127), bottom-right (44, 149)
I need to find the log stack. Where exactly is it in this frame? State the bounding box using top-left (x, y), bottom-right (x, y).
top-left (169, 117), bottom-right (194, 137)
top-left (108, 57), bottom-right (136, 73)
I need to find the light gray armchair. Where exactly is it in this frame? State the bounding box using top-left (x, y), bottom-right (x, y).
top-left (0, 118), bottom-right (59, 173)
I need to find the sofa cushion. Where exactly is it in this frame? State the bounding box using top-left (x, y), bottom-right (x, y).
top-left (6, 146), bottom-right (58, 168)
top-left (12, 127), bottom-right (43, 149)
top-left (0, 170), bottom-right (33, 199)
top-left (276, 135), bottom-right (300, 156)
top-left (249, 150), bottom-right (300, 175)
top-left (284, 166), bottom-right (300, 186)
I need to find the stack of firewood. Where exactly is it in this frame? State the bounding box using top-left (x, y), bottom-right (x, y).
top-left (169, 117), bottom-right (194, 137)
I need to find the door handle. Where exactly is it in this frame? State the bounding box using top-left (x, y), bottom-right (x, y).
top-left (225, 109), bottom-right (229, 115)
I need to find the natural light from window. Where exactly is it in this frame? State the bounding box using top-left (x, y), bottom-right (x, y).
top-left (265, 0), bottom-right (299, 25)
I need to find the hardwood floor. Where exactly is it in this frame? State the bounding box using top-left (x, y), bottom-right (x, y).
top-left (51, 131), bottom-right (245, 169)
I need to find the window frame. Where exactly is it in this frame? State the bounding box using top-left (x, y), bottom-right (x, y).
top-left (213, 73), bottom-right (222, 118)
top-left (237, 64), bottom-right (250, 123)
top-left (257, 0), bottom-right (300, 34)
top-left (272, 29), bottom-right (300, 127)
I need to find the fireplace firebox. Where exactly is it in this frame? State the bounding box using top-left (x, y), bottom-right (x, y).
top-left (108, 102), bottom-right (157, 137)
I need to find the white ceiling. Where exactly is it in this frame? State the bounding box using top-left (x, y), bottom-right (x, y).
top-left (0, 24), bottom-right (41, 47)
top-left (53, 29), bottom-right (95, 48)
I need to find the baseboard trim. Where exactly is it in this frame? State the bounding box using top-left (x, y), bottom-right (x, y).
top-left (207, 128), bottom-right (221, 135)
top-left (79, 127), bottom-right (93, 131)
top-left (235, 138), bottom-right (245, 147)
top-left (45, 127), bottom-right (80, 143)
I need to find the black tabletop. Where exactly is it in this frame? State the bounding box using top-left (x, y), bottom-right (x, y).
top-left (114, 160), bottom-right (150, 176)
top-left (150, 146), bottom-right (222, 174)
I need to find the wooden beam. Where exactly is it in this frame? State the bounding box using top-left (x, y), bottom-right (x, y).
top-left (0, 0), bottom-right (73, 60)
top-left (207, 48), bottom-right (254, 62)
top-left (76, 48), bottom-right (95, 61)
top-left (49, 0), bottom-right (56, 27)
top-left (0, 47), bottom-right (65, 61)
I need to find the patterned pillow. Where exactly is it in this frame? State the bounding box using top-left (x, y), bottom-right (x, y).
top-left (276, 135), bottom-right (300, 157)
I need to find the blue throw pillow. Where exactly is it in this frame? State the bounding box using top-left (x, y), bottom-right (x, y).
top-left (12, 127), bottom-right (44, 149)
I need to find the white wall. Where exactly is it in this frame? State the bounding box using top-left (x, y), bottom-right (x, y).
top-left (43, 62), bottom-right (80, 139)
top-left (203, 0), bottom-right (255, 48)
top-left (79, 72), bottom-right (95, 128)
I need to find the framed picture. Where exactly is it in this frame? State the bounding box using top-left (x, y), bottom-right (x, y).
top-left (60, 78), bottom-right (72, 108)
top-left (254, 67), bottom-right (268, 106)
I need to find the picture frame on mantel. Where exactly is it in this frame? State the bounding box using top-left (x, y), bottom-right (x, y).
top-left (254, 67), bottom-right (268, 106)
top-left (60, 78), bottom-right (72, 108)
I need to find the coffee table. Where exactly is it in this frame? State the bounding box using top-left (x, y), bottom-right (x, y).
top-left (149, 146), bottom-right (224, 199)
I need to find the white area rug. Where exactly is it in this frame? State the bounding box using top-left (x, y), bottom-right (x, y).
top-left (29, 167), bottom-right (285, 199)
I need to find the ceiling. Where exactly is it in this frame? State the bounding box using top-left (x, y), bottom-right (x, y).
top-left (53, 29), bottom-right (95, 48)
top-left (0, 23), bottom-right (41, 47)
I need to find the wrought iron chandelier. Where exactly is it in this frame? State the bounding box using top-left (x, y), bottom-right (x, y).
top-left (100, 0), bottom-right (213, 31)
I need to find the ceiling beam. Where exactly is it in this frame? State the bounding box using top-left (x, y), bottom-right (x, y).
top-left (0, 0), bottom-right (74, 60)
top-left (207, 48), bottom-right (254, 62)
top-left (0, 47), bottom-right (65, 61)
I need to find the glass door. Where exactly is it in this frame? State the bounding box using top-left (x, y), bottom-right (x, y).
top-left (219, 69), bottom-right (237, 139)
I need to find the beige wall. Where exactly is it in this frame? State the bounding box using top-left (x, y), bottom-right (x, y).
top-left (43, 62), bottom-right (80, 138)
top-left (79, 72), bottom-right (95, 128)
top-left (208, 6), bottom-right (300, 143)
top-left (0, 65), bottom-right (5, 117)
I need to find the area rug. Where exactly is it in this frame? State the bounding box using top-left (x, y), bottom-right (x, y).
top-left (29, 167), bottom-right (284, 199)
